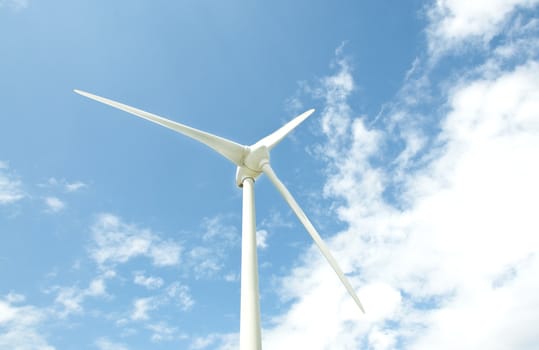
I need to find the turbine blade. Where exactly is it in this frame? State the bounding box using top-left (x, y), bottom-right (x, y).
top-left (262, 163), bottom-right (365, 313)
top-left (74, 89), bottom-right (247, 165)
top-left (253, 109), bottom-right (315, 150)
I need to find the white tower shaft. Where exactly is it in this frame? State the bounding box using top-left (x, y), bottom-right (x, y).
top-left (240, 177), bottom-right (262, 350)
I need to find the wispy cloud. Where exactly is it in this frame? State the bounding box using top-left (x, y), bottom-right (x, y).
top-left (426, 0), bottom-right (539, 56)
top-left (44, 196), bottom-right (65, 213)
top-left (186, 215), bottom-right (239, 277)
top-left (189, 333), bottom-right (238, 350)
top-left (0, 161), bottom-right (24, 205)
top-left (0, 294), bottom-right (54, 350)
top-left (95, 337), bottom-right (128, 350)
top-left (65, 181), bottom-right (87, 192)
top-left (254, 210), bottom-right (294, 250)
top-left (133, 272), bottom-right (164, 290)
top-left (223, 272), bottom-right (238, 282)
top-left (131, 297), bottom-right (157, 321)
top-left (166, 282), bottom-right (194, 311)
top-left (90, 213), bottom-right (182, 268)
top-left (256, 229), bottom-right (268, 249)
top-left (190, 335), bottom-right (218, 349)
top-left (130, 282), bottom-right (193, 321)
top-left (260, 210), bottom-right (294, 230)
top-left (40, 177), bottom-right (87, 193)
top-left (146, 322), bottom-right (186, 342)
top-left (53, 270), bottom-right (115, 317)
top-left (0, 0), bottom-right (29, 12)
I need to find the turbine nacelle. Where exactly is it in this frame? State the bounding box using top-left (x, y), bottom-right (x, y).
top-left (236, 145), bottom-right (270, 187)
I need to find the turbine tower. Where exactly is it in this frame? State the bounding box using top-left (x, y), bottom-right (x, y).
top-left (75, 89), bottom-right (365, 350)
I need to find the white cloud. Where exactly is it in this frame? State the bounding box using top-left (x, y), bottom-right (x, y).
top-left (260, 210), bottom-right (293, 229)
top-left (427, 0), bottom-right (539, 54)
top-left (166, 282), bottom-right (194, 311)
top-left (54, 287), bottom-right (84, 316)
top-left (86, 278), bottom-right (106, 297)
top-left (368, 327), bottom-right (397, 350)
top-left (223, 272), bottom-right (238, 282)
top-left (255, 38), bottom-right (539, 349)
top-left (190, 335), bottom-right (216, 349)
top-left (133, 272), bottom-right (164, 290)
top-left (4, 292), bottom-right (25, 304)
top-left (65, 181), bottom-right (86, 192)
top-left (186, 215), bottom-right (239, 277)
top-left (0, 0), bottom-right (29, 11)
top-left (41, 177), bottom-right (87, 192)
top-left (189, 333), bottom-right (238, 350)
top-left (131, 297), bottom-right (156, 321)
top-left (146, 322), bottom-right (185, 342)
top-left (387, 61), bottom-right (539, 350)
top-left (316, 50), bottom-right (355, 160)
top-left (129, 282), bottom-right (193, 322)
top-left (0, 161), bottom-right (24, 205)
top-left (200, 215), bottom-right (239, 244)
top-left (150, 241), bottom-right (181, 267)
top-left (0, 294), bottom-right (54, 350)
top-left (44, 196), bottom-right (65, 213)
top-left (53, 272), bottom-right (114, 317)
top-left (187, 246), bottom-right (222, 276)
top-left (190, 336), bottom-right (215, 350)
top-left (256, 229), bottom-right (268, 249)
top-left (95, 337), bottom-right (128, 350)
top-left (253, 211), bottom-right (293, 250)
top-left (90, 213), bottom-right (182, 268)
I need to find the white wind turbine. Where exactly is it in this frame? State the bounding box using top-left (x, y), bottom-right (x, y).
top-left (74, 89), bottom-right (365, 350)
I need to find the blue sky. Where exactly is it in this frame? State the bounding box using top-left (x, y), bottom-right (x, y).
top-left (1, 1), bottom-right (539, 349)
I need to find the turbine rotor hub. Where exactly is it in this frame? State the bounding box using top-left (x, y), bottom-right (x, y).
top-left (235, 145), bottom-right (270, 187)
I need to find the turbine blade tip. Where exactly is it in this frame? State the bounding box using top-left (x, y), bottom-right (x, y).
top-left (303, 108), bottom-right (315, 118)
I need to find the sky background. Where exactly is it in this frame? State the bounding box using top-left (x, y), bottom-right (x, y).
top-left (1, 0), bottom-right (539, 349)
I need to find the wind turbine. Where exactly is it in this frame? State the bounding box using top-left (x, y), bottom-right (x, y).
top-left (74, 89), bottom-right (365, 350)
